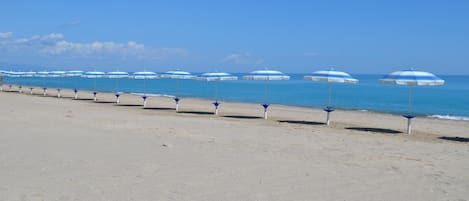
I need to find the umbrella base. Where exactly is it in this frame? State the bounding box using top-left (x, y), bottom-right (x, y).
top-left (324, 107), bottom-right (335, 126)
top-left (403, 114), bottom-right (416, 134)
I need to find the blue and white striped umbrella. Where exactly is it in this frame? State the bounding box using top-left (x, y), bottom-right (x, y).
top-left (380, 69), bottom-right (445, 134)
top-left (160, 70), bottom-right (195, 112)
top-left (380, 70), bottom-right (444, 86)
top-left (106, 71), bottom-right (129, 78)
top-left (36, 71), bottom-right (50, 77)
top-left (47, 71), bottom-right (66, 77)
top-left (304, 69), bottom-right (358, 125)
top-left (64, 70), bottom-right (84, 77)
top-left (195, 72), bottom-right (238, 115)
top-left (243, 70), bottom-right (290, 119)
top-left (160, 70), bottom-right (195, 79)
top-left (47, 71), bottom-right (66, 97)
top-left (242, 70), bottom-right (290, 80)
top-left (131, 71), bottom-right (159, 107)
top-left (82, 71), bottom-right (106, 78)
top-left (83, 71), bottom-right (106, 101)
top-left (105, 71), bottom-right (130, 103)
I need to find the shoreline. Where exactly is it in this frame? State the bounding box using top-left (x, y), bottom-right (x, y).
top-left (2, 84), bottom-right (469, 142)
top-left (3, 84), bottom-right (468, 122)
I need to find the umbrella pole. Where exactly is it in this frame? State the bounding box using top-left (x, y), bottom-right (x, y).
top-left (174, 79), bottom-right (180, 112)
top-left (406, 86), bottom-right (414, 134)
top-left (115, 79), bottom-right (119, 103)
top-left (213, 80), bottom-right (219, 115)
top-left (142, 79), bottom-right (147, 108)
top-left (324, 83), bottom-right (334, 126)
top-left (93, 79), bottom-right (97, 101)
top-left (263, 79), bottom-right (269, 119)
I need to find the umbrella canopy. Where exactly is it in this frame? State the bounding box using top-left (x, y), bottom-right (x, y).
top-left (131, 71), bottom-right (159, 107)
top-left (160, 70), bottom-right (195, 112)
top-left (242, 70), bottom-right (290, 80)
top-left (36, 71), bottom-right (50, 77)
top-left (304, 69), bottom-right (358, 125)
top-left (131, 71), bottom-right (159, 79)
top-left (106, 71), bottom-right (129, 78)
top-left (195, 72), bottom-right (238, 115)
top-left (194, 72), bottom-right (238, 81)
top-left (64, 70), bottom-right (84, 77)
top-left (82, 71), bottom-right (106, 78)
top-left (242, 69), bottom-right (290, 119)
top-left (380, 70), bottom-right (444, 86)
top-left (160, 70), bottom-right (195, 79)
top-left (47, 71), bottom-right (66, 77)
top-left (380, 69), bottom-right (445, 134)
top-left (304, 70), bottom-right (358, 83)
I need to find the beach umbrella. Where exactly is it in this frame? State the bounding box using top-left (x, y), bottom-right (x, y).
top-left (4, 71), bottom-right (23, 92)
top-left (36, 71), bottom-right (50, 96)
top-left (64, 71), bottom-right (84, 99)
top-left (243, 70), bottom-right (290, 119)
top-left (131, 71), bottom-right (158, 107)
top-left (82, 71), bottom-right (106, 101)
top-left (48, 71), bottom-right (66, 98)
top-left (194, 72), bottom-right (238, 115)
top-left (160, 70), bottom-right (195, 112)
top-left (380, 69), bottom-right (444, 134)
top-left (304, 69), bottom-right (358, 125)
top-left (106, 71), bottom-right (129, 104)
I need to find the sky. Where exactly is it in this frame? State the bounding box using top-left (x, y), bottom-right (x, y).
top-left (0, 0), bottom-right (468, 74)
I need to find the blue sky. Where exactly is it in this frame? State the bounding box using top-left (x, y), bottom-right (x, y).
top-left (0, 0), bottom-right (468, 74)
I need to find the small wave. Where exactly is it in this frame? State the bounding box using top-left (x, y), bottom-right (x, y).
top-left (429, 115), bottom-right (469, 121)
top-left (130, 93), bottom-right (175, 98)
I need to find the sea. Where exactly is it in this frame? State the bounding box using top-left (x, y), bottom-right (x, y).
top-left (2, 74), bottom-right (469, 121)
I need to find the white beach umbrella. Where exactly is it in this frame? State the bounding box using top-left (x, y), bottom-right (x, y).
top-left (83, 71), bottom-right (106, 101)
top-left (380, 69), bottom-right (445, 134)
top-left (304, 69), bottom-right (358, 125)
top-left (194, 72), bottom-right (238, 115)
top-left (131, 71), bottom-right (159, 107)
top-left (242, 70), bottom-right (290, 119)
top-left (160, 70), bottom-right (195, 112)
top-left (47, 71), bottom-right (66, 98)
top-left (106, 71), bottom-right (129, 104)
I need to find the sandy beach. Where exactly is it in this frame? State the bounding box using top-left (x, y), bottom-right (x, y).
top-left (1, 85), bottom-right (468, 201)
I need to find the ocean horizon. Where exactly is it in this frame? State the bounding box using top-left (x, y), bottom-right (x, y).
top-left (3, 74), bottom-right (468, 120)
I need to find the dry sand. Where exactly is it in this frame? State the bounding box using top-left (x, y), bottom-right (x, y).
top-left (0, 86), bottom-right (468, 201)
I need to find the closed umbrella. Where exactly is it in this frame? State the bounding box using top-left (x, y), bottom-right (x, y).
top-left (106, 71), bottom-right (129, 104)
top-left (194, 72), bottom-right (238, 115)
top-left (243, 70), bottom-right (290, 119)
top-left (82, 71), bottom-right (106, 101)
top-left (131, 71), bottom-right (158, 107)
top-left (160, 70), bottom-right (195, 112)
top-left (304, 69), bottom-right (358, 125)
top-left (380, 69), bottom-right (445, 134)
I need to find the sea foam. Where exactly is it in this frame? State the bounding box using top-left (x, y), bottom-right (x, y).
top-left (429, 115), bottom-right (469, 121)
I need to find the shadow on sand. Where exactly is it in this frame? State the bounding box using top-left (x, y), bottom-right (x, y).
top-left (345, 127), bottom-right (402, 134)
top-left (439, 136), bottom-right (469, 143)
top-left (94, 101), bottom-right (116, 104)
top-left (178, 111), bottom-right (214, 115)
top-left (223, 115), bottom-right (262, 119)
top-left (73, 98), bottom-right (95, 101)
top-left (278, 120), bottom-right (325, 125)
top-left (143, 107), bottom-right (175, 111)
top-left (114, 104), bottom-right (143, 107)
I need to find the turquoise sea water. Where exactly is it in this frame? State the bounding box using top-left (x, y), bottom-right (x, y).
top-left (3, 74), bottom-right (469, 120)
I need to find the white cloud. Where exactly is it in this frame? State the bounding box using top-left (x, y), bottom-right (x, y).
top-left (0, 32), bottom-right (187, 62)
top-left (0, 32), bottom-right (13, 39)
top-left (222, 53), bottom-right (264, 65)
